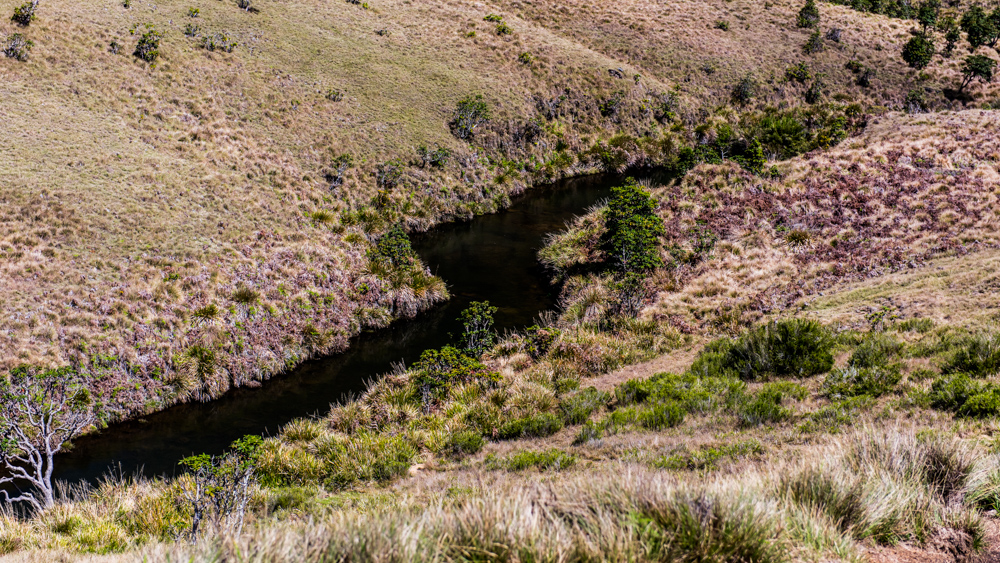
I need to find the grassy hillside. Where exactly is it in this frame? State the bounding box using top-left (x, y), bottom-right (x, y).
top-left (3, 0), bottom-right (997, 421)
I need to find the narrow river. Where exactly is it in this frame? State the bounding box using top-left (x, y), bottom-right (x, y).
top-left (53, 171), bottom-right (652, 485)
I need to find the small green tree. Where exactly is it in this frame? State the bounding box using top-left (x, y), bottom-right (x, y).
top-left (958, 54), bottom-right (997, 92)
top-left (450, 94), bottom-right (491, 140)
top-left (459, 301), bottom-right (498, 356)
top-left (902, 34), bottom-right (936, 69)
top-left (916, 0), bottom-right (939, 33)
top-left (133, 25), bottom-right (163, 63)
top-left (602, 178), bottom-right (664, 273)
top-left (961, 5), bottom-right (997, 51)
top-left (943, 17), bottom-right (961, 55)
top-left (803, 29), bottom-right (824, 54)
top-left (739, 138), bottom-right (768, 175)
top-left (178, 436), bottom-right (263, 539)
top-left (797, 0), bottom-right (820, 28)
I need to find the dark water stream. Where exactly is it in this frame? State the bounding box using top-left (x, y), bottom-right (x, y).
top-left (53, 172), bottom-right (647, 486)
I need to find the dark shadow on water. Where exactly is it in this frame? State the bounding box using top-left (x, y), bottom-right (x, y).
top-left (52, 171), bottom-right (666, 486)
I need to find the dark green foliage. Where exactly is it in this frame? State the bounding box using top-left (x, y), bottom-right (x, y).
top-left (599, 90), bottom-right (626, 118)
top-left (444, 430), bottom-right (485, 458)
top-left (601, 178), bottom-right (664, 273)
top-left (804, 77), bottom-right (825, 104)
top-left (483, 13), bottom-right (503, 22)
top-left (730, 74), bottom-right (757, 105)
top-left (927, 374), bottom-right (1000, 418)
top-left (803, 30), bottom-right (824, 54)
top-left (738, 139), bottom-right (768, 175)
top-left (901, 34), bottom-right (935, 70)
top-left (785, 62), bottom-right (812, 82)
top-left (369, 224), bottom-right (416, 268)
top-left (10, 0), bottom-right (37, 26)
top-left (735, 385), bottom-right (793, 427)
top-left (559, 387), bottom-right (609, 424)
top-left (798, 0), bottom-right (820, 28)
top-left (945, 23), bottom-right (961, 55)
top-left (723, 319), bottom-right (835, 381)
top-left (637, 402), bottom-right (685, 430)
top-left (943, 332), bottom-right (1000, 377)
top-left (413, 346), bottom-right (499, 395)
top-left (485, 449), bottom-right (576, 471)
top-left (498, 412), bottom-right (564, 439)
top-left (134, 26), bottom-right (163, 63)
top-left (961, 6), bottom-right (997, 51)
top-left (916, 0), bottom-right (939, 32)
top-left (823, 366), bottom-right (901, 398)
top-left (850, 333), bottom-right (904, 370)
top-left (612, 272), bottom-right (648, 317)
top-left (450, 94), bottom-right (491, 139)
top-left (2, 33), bottom-right (32, 61)
top-left (459, 301), bottom-right (497, 357)
top-left (957, 389), bottom-right (1000, 419)
top-left (495, 21), bottom-right (513, 36)
top-left (959, 55), bottom-right (997, 92)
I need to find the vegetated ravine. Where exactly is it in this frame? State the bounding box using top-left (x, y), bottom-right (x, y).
top-left (54, 171), bottom-right (663, 486)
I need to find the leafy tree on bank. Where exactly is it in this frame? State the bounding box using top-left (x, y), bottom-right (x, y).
top-left (917, 0), bottom-right (939, 33)
top-left (0, 366), bottom-right (96, 512)
top-left (959, 54), bottom-right (997, 92)
top-left (961, 5), bottom-right (997, 51)
top-left (902, 33), bottom-right (936, 69)
top-left (602, 178), bottom-right (664, 274)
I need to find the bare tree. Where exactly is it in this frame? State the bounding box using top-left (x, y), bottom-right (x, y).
top-left (0, 366), bottom-right (95, 512)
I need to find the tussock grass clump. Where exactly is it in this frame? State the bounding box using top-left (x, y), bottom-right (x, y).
top-left (558, 386), bottom-right (608, 424)
top-left (653, 439), bottom-right (765, 471)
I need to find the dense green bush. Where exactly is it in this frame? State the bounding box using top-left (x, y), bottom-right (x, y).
top-left (823, 365), bottom-right (901, 398)
top-left (444, 430), bottom-right (485, 458)
top-left (797, 0), bottom-right (820, 28)
top-left (133, 25), bottom-right (163, 63)
top-left (498, 412), bottom-right (564, 440)
top-left (785, 62), bottom-right (812, 83)
top-left (803, 30), bottom-right (824, 54)
top-left (901, 34), bottom-right (935, 70)
top-left (637, 402), bottom-right (685, 430)
top-left (369, 224), bottom-right (416, 268)
top-left (735, 385), bottom-right (793, 427)
top-left (724, 319), bottom-right (835, 381)
top-left (10, 0), bottom-right (37, 26)
top-left (450, 95), bottom-right (491, 140)
top-left (458, 301), bottom-right (497, 357)
top-left (960, 5), bottom-right (997, 52)
top-left (601, 178), bottom-right (664, 273)
top-left (559, 387), bottom-right (609, 424)
top-left (850, 333), bottom-right (904, 370)
top-left (730, 74), bottom-right (757, 105)
top-left (943, 333), bottom-right (1000, 377)
top-left (413, 346), bottom-right (499, 395)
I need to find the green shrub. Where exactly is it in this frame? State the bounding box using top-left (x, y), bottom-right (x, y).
top-left (498, 412), bottom-right (564, 440)
top-left (929, 374), bottom-right (980, 412)
top-left (10, 0), bottom-right (37, 26)
top-left (785, 62), bottom-right (812, 83)
top-left (958, 54), bottom-right (997, 93)
top-left (849, 333), bottom-right (904, 370)
top-left (485, 449), bottom-right (576, 471)
top-left (724, 319), bottom-right (834, 381)
top-left (901, 34), bottom-right (935, 70)
top-left (369, 224), bottom-right (416, 268)
top-left (615, 371), bottom-right (744, 414)
top-left (637, 402), bottom-right (685, 430)
top-left (730, 74), bottom-right (757, 105)
top-left (450, 94), bottom-right (491, 140)
top-left (414, 346), bottom-right (499, 396)
top-left (797, 0), bottom-right (820, 28)
top-left (735, 385), bottom-right (793, 427)
top-left (458, 301), bottom-right (497, 357)
top-left (133, 25), bottom-right (163, 63)
top-left (483, 13), bottom-right (503, 22)
top-left (803, 30), bottom-right (824, 54)
top-left (945, 333), bottom-right (1000, 377)
top-left (495, 21), bottom-right (513, 35)
top-left (714, 20), bottom-right (730, 31)
top-left (559, 387), bottom-right (609, 424)
top-left (524, 325), bottom-right (560, 359)
top-left (601, 178), bottom-right (664, 273)
top-left (2, 33), bottom-right (32, 61)
top-left (444, 430), bottom-right (485, 458)
top-left (416, 144), bottom-right (451, 168)
top-left (823, 365), bottom-right (901, 399)
top-left (957, 390), bottom-right (1000, 419)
